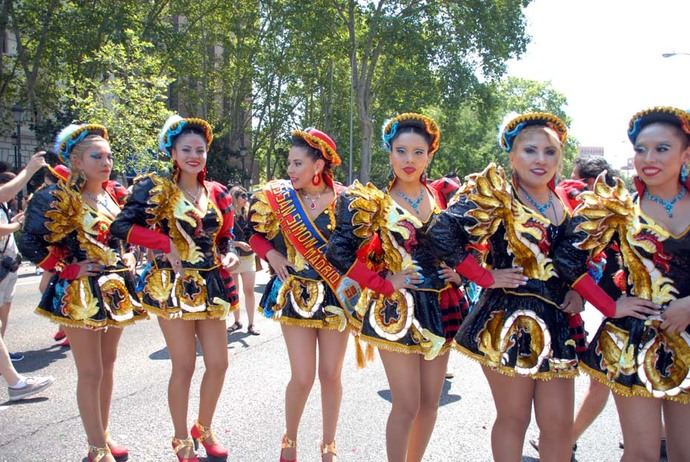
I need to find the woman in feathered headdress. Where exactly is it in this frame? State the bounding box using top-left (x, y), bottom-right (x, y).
top-left (326, 113), bottom-right (475, 461)
top-left (555, 107), bottom-right (690, 461)
top-left (19, 123), bottom-right (144, 462)
top-left (248, 127), bottom-right (349, 461)
top-left (110, 115), bottom-right (240, 462)
top-left (427, 112), bottom-right (589, 461)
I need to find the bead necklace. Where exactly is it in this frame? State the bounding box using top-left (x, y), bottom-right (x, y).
top-left (644, 188), bottom-right (687, 218)
top-left (396, 188), bottom-right (425, 214)
top-left (519, 185), bottom-right (555, 217)
top-left (84, 191), bottom-right (119, 216)
top-left (181, 184), bottom-right (203, 207)
top-left (301, 187), bottom-right (327, 210)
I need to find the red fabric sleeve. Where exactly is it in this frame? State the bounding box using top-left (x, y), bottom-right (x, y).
top-left (249, 234), bottom-right (274, 260)
top-left (126, 225), bottom-right (170, 253)
top-left (454, 255), bottom-right (494, 288)
top-left (347, 260), bottom-right (394, 297)
top-left (37, 247), bottom-right (64, 271)
top-left (572, 274), bottom-right (616, 317)
top-left (58, 263), bottom-right (81, 281)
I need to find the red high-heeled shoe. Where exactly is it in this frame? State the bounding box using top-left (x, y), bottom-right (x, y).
top-left (190, 420), bottom-right (228, 461)
top-left (280, 433), bottom-right (297, 462)
top-left (172, 437), bottom-right (199, 462)
top-left (105, 431), bottom-right (128, 461)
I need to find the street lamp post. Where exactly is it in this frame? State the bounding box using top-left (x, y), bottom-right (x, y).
top-left (11, 103), bottom-right (24, 171)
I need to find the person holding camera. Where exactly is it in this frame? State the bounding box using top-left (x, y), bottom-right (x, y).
top-left (0, 153), bottom-right (50, 361)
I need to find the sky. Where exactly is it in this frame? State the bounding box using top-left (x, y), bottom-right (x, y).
top-left (506, 0), bottom-right (690, 170)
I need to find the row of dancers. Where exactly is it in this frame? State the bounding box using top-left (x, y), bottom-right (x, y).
top-left (18, 107), bottom-right (690, 461)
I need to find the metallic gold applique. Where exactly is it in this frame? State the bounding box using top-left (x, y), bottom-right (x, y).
top-left (637, 323), bottom-right (690, 398)
top-left (175, 271), bottom-right (208, 312)
top-left (249, 190), bottom-right (281, 240)
top-left (346, 181), bottom-right (421, 273)
top-left (369, 289), bottom-right (414, 341)
top-left (476, 308), bottom-right (553, 375)
top-left (143, 269), bottom-right (174, 305)
top-left (575, 175), bottom-right (677, 304)
top-left (281, 278), bottom-right (324, 318)
top-left (146, 175), bottom-right (203, 264)
top-left (62, 278), bottom-right (99, 321)
top-left (99, 275), bottom-right (133, 322)
top-left (464, 164), bottom-right (555, 280)
top-left (597, 322), bottom-right (636, 379)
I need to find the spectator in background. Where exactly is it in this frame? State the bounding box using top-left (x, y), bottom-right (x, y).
top-left (0, 152), bottom-right (50, 362)
top-left (227, 186), bottom-right (259, 335)
top-left (0, 151), bottom-right (55, 399)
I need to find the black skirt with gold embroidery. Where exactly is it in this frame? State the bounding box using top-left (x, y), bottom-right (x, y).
top-left (259, 273), bottom-right (347, 331)
top-left (37, 270), bottom-right (144, 329)
top-left (20, 183), bottom-right (146, 329)
top-left (455, 282), bottom-right (578, 379)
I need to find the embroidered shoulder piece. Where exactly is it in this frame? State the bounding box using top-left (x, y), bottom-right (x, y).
top-left (463, 163), bottom-right (556, 280)
top-left (143, 174), bottom-right (204, 264)
top-left (45, 184), bottom-right (118, 266)
top-left (575, 174), bottom-right (677, 304)
top-left (347, 181), bottom-right (420, 273)
top-left (249, 188), bottom-right (280, 240)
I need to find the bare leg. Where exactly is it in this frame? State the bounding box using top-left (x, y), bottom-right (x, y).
top-left (534, 378), bottom-right (574, 462)
top-left (281, 324), bottom-right (317, 461)
top-left (64, 327), bottom-right (115, 461)
top-left (482, 367), bottom-right (534, 462)
top-left (571, 378), bottom-right (609, 444)
top-left (99, 327), bottom-right (123, 437)
top-left (195, 319), bottom-right (229, 435)
top-left (241, 271), bottom-right (256, 328)
top-left (663, 400), bottom-right (690, 462)
top-left (0, 323), bottom-right (20, 385)
top-left (158, 317), bottom-right (198, 459)
top-left (316, 328), bottom-right (349, 461)
top-left (0, 302), bottom-right (9, 337)
top-left (379, 350), bottom-right (421, 462)
top-left (613, 394), bottom-right (662, 462)
top-left (406, 352), bottom-right (450, 462)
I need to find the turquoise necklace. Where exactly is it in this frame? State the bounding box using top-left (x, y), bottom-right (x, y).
top-left (644, 188), bottom-right (687, 218)
top-left (519, 186), bottom-right (554, 217)
top-left (396, 188), bottom-right (425, 213)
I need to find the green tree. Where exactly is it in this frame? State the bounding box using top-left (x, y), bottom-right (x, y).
top-left (430, 77), bottom-right (578, 181)
top-left (64, 30), bottom-right (172, 175)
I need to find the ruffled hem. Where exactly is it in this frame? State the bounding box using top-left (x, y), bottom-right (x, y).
top-left (455, 343), bottom-right (579, 381)
top-left (258, 305), bottom-right (350, 331)
top-left (143, 301), bottom-right (237, 321)
top-left (356, 333), bottom-right (454, 358)
top-left (35, 306), bottom-right (147, 330)
top-left (580, 362), bottom-right (690, 404)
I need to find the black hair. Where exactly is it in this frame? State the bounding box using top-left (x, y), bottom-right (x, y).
top-left (290, 136), bottom-right (323, 162)
top-left (390, 123), bottom-right (433, 149)
top-left (172, 126), bottom-right (208, 149)
top-left (444, 171), bottom-right (458, 179)
top-left (574, 156), bottom-right (617, 186)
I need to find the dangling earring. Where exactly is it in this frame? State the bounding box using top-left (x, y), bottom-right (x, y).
top-left (312, 171), bottom-right (322, 186)
top-left (420, 170), bottom-right (427, 184)
top-left (681, 163), bottom-right (689, 183)
top-left (70, 169), bottom-right (86, 189)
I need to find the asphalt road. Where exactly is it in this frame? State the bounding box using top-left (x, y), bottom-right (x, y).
top-left (0, 267), bottom-right (628, 461)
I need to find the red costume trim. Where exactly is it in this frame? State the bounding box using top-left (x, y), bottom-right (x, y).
top-left (572, 273), bottom-right (616, 318)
